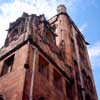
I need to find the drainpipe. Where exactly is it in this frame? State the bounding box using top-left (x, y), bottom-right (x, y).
top-left (29, 46), bottom-right (37, 100)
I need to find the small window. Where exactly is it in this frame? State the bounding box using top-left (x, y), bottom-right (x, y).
top-left (24, 64), bottom-right (29, 69)
top-left (86, 76), bottom-right (94, 93)
top-left (60, 40), bottom-right (65, 49)
top-left (0, 97), bottom-right (4, 100)
top-left (53, 69), bottom-right (62, 90)
top-left (74, 59), bottom-right (78, 66)
top-left (1, 54), bottom-right (14, 76)
top-left (71, 37), bottom-right (75, 51)
top-left (71, 38), bottom-right (74, 44)
top-left (38, 97), bottom-right (45, 100)
top-left (38, 55), bottom-right (49, 79)
top-left (85, 94), bottom-right (91, 100)
top-left (66, 81), bottom-right (72, 100)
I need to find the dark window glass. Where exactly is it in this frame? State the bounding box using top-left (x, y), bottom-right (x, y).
top-left (24, 64), bottom-right (29, 69)
top-left (85, 94), bottom-right (91, 100)
top-left (38, 55), bottom-right (49, 79)
top-left (53, 69), bottom-right (62, 90)
top-left (0, 95), bottom-right (4, 100)
top-left (1, 55), bottom-right (14, 76)
top-left (39, 97), bottom-right (45, 100)
top-left (66, 81), bottom-right (72, 100)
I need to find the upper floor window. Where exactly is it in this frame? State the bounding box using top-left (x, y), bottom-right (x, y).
top-left (86, 76), bottom-right (94, 93)
top-left (53, 69), bottom-right (62, 91)
top-left (66, 81), bottom-right (72, 100)
top-left (85, 94), bottom-right (91, 100)
top-left (38, 97), bottom-right (45, 100)
top-left (0, 54), bottom-right (14, 76)
top-left (38, 55), bottom-right (49, 79)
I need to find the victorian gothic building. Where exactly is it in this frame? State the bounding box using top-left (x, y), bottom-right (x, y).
top-left (0, 5), bottom-right (98, 100)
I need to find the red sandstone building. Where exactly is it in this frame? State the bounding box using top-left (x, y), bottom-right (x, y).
top-left (0, 5), bottom-right (98, 100)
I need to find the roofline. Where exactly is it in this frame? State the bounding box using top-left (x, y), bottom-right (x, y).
top-left (48, 12), bottom-right (90, 45)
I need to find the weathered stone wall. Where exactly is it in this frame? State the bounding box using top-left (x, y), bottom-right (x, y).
top-left (0, 4), bottom-right (98, 100)
top-left (0, 44), bottom-right (28, 100)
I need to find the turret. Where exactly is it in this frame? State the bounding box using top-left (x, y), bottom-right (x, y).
top-left (57, 4), bottom-right (67, 14)
top-left (55, 5), bottom-right (73, 65)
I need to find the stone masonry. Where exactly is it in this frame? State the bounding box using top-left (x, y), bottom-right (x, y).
top-left (0, 5), bottom-right (98, 100)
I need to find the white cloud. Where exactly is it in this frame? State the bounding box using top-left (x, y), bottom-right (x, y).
top-left (0, 0), bottom-right (97, 48)
top-left (0, 0), bottom-right (76, 48)
top-left (79, 23), bottom-right (88, 33)
top-left (88, 42), bottom-right (100, 68)
top-left (88, 42), bottom-right (100, 58)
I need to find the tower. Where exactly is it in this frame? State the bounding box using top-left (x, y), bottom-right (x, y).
top-left (0, 5), bottom-right (98, 100)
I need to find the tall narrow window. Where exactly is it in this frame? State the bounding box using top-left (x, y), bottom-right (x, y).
top-left (1, 54), bottom-right (14, 76)
top-left (38, 55), bottom-right (49, 79)
top-left (66, 81), bottom-right (72, 100)
top-left (53, 69), bottom-right (62, 91)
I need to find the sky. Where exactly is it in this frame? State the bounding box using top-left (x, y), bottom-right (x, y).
top-left (0, 0), bottom-right (100, 99)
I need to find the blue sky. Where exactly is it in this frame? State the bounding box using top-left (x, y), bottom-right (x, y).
top-left (0, 0), bottom-right (100, 99)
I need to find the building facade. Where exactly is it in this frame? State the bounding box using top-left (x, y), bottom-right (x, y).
top-left (0, 5), bottom-right (98, 100)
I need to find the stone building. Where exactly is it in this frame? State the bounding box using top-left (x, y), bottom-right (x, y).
top-left (0, 5), bottom-right (98, 100)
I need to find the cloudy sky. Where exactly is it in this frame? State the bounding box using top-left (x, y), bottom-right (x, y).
top-left (0, 0), bottom-right (100, 99)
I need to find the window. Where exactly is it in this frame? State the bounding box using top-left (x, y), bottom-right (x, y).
top-left (0, 95), bottom-right (4, 100)
top-left (85, 94), bottom-right (91, 100)
top-left (42, 34), bottom-right (49, 44)
top-left (59, 40), bottom-right (65, 49)
top-left (38, 55), bottom-right (49, 79)
top-left (66, 81), bottom-right (72, 100)
top-left (38, 97), bottom-right (45, 100)
top-left (82, 70), bottom-right (87, 85)
top-left (1, 55), bottom-right (14, 76)
top-left (86, 76), bottom-right (94, 93)
top-left (0, 97), bottom-right (4, 100)
top-left (53, 69), bottom-right (62, 90)
top-left (24, 64), bottom-right (29, 69)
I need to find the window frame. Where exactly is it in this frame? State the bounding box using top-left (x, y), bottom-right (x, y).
top-left (0, 54), bottom-right (15, 77)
